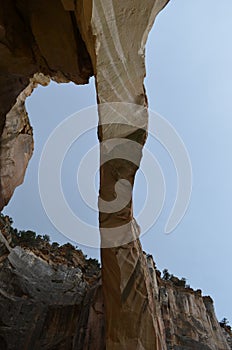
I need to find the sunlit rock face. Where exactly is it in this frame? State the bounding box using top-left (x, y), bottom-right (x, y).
top-left (0, 74), bottom-right (50, 209)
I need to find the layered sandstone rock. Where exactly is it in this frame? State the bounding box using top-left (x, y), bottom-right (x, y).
top-left (75, 1), bottom-right (170, 348)
top-left (0, 216), bottom-right (104, 350)
top-left (0, 217), bottom-right (231, 350)
top-left (1, 1), bottom-right (170, 348)
top-left (146, 255), bottom-right (231, 350)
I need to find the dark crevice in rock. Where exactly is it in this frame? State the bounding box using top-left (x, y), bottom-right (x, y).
top-left (69, 11), bottom-right (93, 79)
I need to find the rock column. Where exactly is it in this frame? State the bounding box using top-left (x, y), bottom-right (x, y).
top-left (76, 1), bottom-right (169, 348)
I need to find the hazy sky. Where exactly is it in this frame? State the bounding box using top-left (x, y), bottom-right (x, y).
top-left (4, 0), bottom-right (232, 322)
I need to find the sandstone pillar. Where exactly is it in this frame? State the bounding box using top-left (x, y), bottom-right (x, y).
top-left (76, 1), bottom-right (169, 348)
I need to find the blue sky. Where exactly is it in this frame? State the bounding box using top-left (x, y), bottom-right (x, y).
top-left (4, 0), bottom-right (232, 322)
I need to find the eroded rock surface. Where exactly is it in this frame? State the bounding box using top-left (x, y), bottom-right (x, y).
top-left (0, 216), bottom-right (104, 350)
top-left (0, 216), bottom-right (231, 350)
top-left (75, 1), bottom-right (170, 348)
top-left (147, 255), bottom-right (231, 350)
top-left (0, 73), bottom-right (51, 209)
top-left (0, 0), bottom-right (93, 208)
top-left (0, 1), bottom-right (170, 348)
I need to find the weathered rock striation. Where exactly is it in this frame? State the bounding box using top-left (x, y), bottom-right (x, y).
top-left (76, 1), bottom-right (170, 348)
top-left (146, 255), bottom-right (231, 350)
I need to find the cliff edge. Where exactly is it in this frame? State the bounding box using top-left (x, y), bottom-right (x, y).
top-left (0, 215), bottom-right (231, 350)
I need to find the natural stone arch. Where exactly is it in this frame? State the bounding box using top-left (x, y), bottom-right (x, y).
top-left (0, 1), bottom-right (170, 349)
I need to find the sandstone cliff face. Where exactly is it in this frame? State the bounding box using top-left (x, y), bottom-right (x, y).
top-left (0, 216), bottom-right (104, 350)
top-left (0, 0), bottom-right (93, 208)
top-left (160, 287), bottom-right (228, 349)
top-left (0, 216), bottom-right (231, 350)
top-left (0, 73), bottom-right (51, 209)
top-left (146, 255), bottom-right (231, 350)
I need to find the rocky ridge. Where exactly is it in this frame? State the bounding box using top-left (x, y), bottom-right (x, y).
top-left (0, 215), bottom-right (104, 350)
top-left (0, 215), bottom-right (231, 350)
